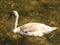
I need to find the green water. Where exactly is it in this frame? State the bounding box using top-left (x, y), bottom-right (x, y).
top-left (0, 0), bottom-right (60, 45)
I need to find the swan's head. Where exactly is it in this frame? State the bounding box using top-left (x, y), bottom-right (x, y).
top-left (9, 10), bottom-right (19, 18)
top-left (12, 10), bottom-right (19, 16)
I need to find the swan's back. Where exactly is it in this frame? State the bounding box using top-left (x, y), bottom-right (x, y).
top-left (20, 23), bottom-right (48, 31)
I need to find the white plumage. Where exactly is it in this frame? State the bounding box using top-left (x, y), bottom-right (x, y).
top-left (10, 10), bottom-right (57, 36)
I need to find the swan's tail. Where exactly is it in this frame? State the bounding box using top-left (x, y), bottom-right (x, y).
top-left (52, 27), bottom-right (57, 30)
top-left (44, 27), bottom-right (57, 34)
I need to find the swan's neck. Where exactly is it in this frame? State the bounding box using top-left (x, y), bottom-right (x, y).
top-left (12, 15), bottom-right (19, 30)
top-left (15, 16), bottom-right (18, 29)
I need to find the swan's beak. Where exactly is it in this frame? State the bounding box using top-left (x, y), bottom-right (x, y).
top-left (9, 10), bottom-right (19, 19)
top-left (9, 12), bottom-right (14, 18)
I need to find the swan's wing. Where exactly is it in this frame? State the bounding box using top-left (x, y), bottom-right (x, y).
top-left (20, 23), bottom-right (48, 31)
top-left (20, 23), bottom-right (41, 32)
top-left (20, 23), bottom-right (57, 34)
top-left (18, 25), bottom-right (44, 36)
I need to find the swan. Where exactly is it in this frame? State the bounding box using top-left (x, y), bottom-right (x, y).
top-left (10, 10), bottom-right (57, 36)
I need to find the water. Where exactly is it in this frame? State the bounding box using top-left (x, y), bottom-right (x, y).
top-left (0, 0), bottom-right (60, 45)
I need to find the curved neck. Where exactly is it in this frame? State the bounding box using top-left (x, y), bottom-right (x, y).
top-left (14, 16), bottom-right (18, 29)
top-left (12, 15), bottom-right (19, 30)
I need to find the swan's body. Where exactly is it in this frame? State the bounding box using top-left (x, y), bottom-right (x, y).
top-left (10, 10), bottom-right (57, 36)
